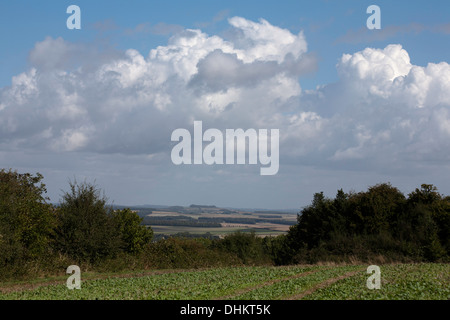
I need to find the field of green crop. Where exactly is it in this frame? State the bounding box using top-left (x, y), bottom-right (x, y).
top-left (307, 263), bottom-right (449, 300)
top-left (0, 263), bottom-right (448, 300)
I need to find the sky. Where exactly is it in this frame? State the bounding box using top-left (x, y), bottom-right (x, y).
top-left (0, 0), bottom-right (449, 209)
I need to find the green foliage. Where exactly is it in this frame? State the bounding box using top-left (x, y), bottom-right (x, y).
top-left (262, 234), bottom-right (293, 266)
top-left (0, 169), bottom-right (56, 280)
top-left (2, 264), bottom-right (447, 300)
top-left (215, 231), bottom-right (272, 265)
top-left (142, 237), bottom-right (241, 269)
top-left (54, 181), bottom-right (122, 264)
top-left (2, 168), bottom-right (449, 284)
top-left (285, 182), bottom-right (450, 264)
top-left (0, 169), bottom-right (275, 281)
top-left (351, 183), bottom-right (406, 235)
top-left (307, 263), bottom-right (450, 300)
top-left (234, 265), bottom-right (360, 300)
top-left (112, 208), bottom-right (153, 254)
top-left (405, 184), bottom-right (450, 258)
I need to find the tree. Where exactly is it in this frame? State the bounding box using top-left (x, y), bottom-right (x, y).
top-left (0, 169), bottom-right (55, 258)
top-left (404, 184), bottom-right (449, 260)
top-left (353, 183), bottom-right (406, 235)
top-left (290, 192), bottom-right (339, 249)
top-left (284, 182), bottom-right (449, 263)
top-left (112, 208), bottom-right (153, 254)
top-left (54, 180), bottom-right (122, 263)
top-left (407, 184), bottom-right (441, 205)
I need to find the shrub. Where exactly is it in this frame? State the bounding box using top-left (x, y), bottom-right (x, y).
top-left (215, 231), bottom-right (272, 265)
top-left (53, 181), bottom-right (122, 264)
top-left (112, 208), bottom-right (153, 254)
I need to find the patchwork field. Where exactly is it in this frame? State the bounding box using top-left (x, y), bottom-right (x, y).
top-left (1, 263), bottom-right (448, 300)
top-left (136, 205), bottom-right (298, 237)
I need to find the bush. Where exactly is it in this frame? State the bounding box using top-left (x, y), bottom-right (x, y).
top-left (54, 181), bottom-right (122, 264)
top-left (112, 208), bottom-right (153, 254)
top-left (141, 237), bottom-right (241, 269)
top-left (215, 231), bottom-right (272, 265)
top-left (261, 234), bottom-right (292, 265)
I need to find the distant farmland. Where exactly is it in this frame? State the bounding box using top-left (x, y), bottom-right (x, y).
top-left (131, 204), bottom-right (298, 238)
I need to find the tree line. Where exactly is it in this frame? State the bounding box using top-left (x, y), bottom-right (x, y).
top-left (142, 216), bottom-right (222, 228)
top-left (0, 169), bottom-right (270, 281)
top-left (0, 169), bottom-right (448, 282)
top-left (276, 183), bottom-right (450, 264)
top-left (0, 169), bottom-right (153, 280)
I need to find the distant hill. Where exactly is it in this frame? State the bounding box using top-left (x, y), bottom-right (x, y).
top-left (223, 207), bottom-right (299, 214)
top-left (190, 204), bottom-right (217, 208)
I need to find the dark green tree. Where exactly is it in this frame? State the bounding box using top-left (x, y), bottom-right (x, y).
top-left (284, 182), bottom-right (449, 264)
top-left (0, 169), bottom-right (56, 258)
top-left (290, 192), bottom-right (339, 249)
top-left (54, 181), bottom-right (122, 263)
top-left (352, 183), bottom-right (406, 235)
top-left (112, 208), bottom-right (153, 254)
top-left (403, 184), bottom-right (449, 260)
top-left (407, 184), bottom-right (441, 205)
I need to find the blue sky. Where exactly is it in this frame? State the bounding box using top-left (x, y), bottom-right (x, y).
top-left (2, 1), bottom-right (449, 88)
top-left (1, 1), bottom-right (449, 209)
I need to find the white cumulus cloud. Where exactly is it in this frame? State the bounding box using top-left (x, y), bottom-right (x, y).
top-left (0, 18), bottom-right (449, 180)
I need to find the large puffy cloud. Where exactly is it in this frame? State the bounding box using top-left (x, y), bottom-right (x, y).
top-left (293, 44), bottom-right (450, 169)
top-left (1, 17), bottom-right (449, 178)
top-left (337, 44), bottom-right (412, 82)
top-left (0, 17), bottom-right (312, 155)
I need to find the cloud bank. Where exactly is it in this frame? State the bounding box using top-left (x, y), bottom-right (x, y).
top-left (1, 17), bottom-right (450, 188)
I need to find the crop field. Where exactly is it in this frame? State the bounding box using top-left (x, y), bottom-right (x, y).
top-left (0, 263), bottom-right (448, 300)
top-left (138, 206), bottom-right (298, 237)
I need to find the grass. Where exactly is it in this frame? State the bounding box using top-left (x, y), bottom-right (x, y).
top-left (0, 263), bottom-right (448, 300)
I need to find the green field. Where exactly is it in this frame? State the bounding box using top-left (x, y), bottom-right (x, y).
top-left (1, 263), bottom-right (448, 300)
